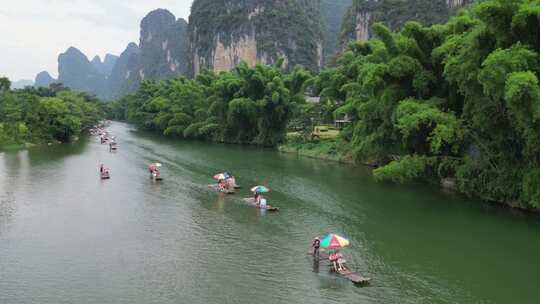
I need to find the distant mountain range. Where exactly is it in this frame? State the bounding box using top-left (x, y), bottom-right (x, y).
top-left (11, 79), bottom-right (34, 89)
top-left (32, 9), bottom-right (189, 100)
top-left (32, 0), bottom-right (471, 100)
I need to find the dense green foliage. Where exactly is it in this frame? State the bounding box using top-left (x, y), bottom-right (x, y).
top-left (109, 0), bottom-right (540, 209)
top-left (0, 78), bottom-right (105, 147)
top-left (313, 0), bottom-right (540, 209)
top-left (189, 0), bottom-right (323, 72)
top-left (113, 63), bottom-right (312, 146)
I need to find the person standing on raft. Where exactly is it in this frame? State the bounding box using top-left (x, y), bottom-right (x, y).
top-left (312, 237), bottom-right (321, 257)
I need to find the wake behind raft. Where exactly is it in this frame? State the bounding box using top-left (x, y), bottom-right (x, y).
top-left (309, 234), bottom-right (370, 285)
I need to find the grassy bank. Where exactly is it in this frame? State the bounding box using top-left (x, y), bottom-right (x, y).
top-left (278, 138), bottom-right (355, 164)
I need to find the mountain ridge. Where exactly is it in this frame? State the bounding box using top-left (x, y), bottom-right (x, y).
top-left (34, 2), bottom-right (470, 99)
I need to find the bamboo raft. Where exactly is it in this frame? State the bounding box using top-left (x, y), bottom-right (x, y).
top-left (308, 251), bottom-right (371, 285)
top-left (242, 198), bottom-right (279, 212)
top-left (151, 174), bottom-right (163, 181)
top-left (335, 267), bottom-right (371, 285)
top-left (208, 184), bottom-right (235, 194)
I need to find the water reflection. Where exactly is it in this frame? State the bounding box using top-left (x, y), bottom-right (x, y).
top-left (214, 193), bottom-right (226, 210)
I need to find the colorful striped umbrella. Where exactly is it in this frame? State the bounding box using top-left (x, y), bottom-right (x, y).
top-left (320, 234), bottom-right (350, 249)
top-left (251, 185), bottom-right (270, 193)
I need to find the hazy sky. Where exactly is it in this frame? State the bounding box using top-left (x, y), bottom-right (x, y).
top-left (0, 0), bottom-right (194, 81)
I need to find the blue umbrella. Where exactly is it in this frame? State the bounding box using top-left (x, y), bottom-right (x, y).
top-left (251, 185), bottom-right (270, 193)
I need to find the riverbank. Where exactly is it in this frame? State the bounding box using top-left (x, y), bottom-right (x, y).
top-left (0, 137), bottom-right (83, 152)
top-left (278, 139), bottom-right (355, 164)
top-left (279, 139), bottom-right (537, 213)
top-left (0, 142), bottom-right (36, 151)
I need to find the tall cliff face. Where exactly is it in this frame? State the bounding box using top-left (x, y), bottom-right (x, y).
top-left (110, 9), bottom-right (189, 98)
top-left (57, 47), bottom-right (107, 97)
top-left (341, 0), bottom-right (472, 44)
top-left (138, 9), bottom-right (190, 80)
top-left (189, 0), bottom-right (324, 74)
top-left (91, 54), bottom-right (119, 77)
top-left (320, 0), bottom-right (352, 64)
top-left (34, 71), bottom-right (56, 88)
top-left (106, 43), bottom-right (141, 100)
top-left (447, 0), bottom-right (471, 9)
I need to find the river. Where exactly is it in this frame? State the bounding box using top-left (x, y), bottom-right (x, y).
top-left (1, 122), bottom-right (540, 304)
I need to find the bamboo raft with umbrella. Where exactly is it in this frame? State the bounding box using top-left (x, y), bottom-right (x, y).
top-left (310, 234), bottom-right (371, 285)
top-left (209, 172), bottom-right (236, 194)
top-left (149, 163), bottom-right (163, 181)
top-left (242, 185), bottom-right (279, 211)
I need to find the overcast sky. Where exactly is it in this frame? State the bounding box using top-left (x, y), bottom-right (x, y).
top-left (0, 0), bottom-right (194, 81)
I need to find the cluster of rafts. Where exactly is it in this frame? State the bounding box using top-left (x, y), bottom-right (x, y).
top-left (89, 124), bottom-right (371, 286)
top-left (208, 173), bottom-right (279, 212)
top-left (90, 122), bottom-right (116, 180)
top-left (206, 170), bottom-right (370, 285)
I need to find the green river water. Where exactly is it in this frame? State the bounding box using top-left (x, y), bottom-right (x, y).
top-left (1, 122), bottom-right (540, 304)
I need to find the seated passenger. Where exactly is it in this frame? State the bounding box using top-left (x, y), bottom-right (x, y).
top-left (329, 253), bottom-right (338, 271)
top-left (218, 179), bottom-right (225, 190)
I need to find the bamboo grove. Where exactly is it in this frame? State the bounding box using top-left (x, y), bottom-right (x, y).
top-left (111, 62), bottom-right (311, 147)
top-left (313, 0), bottom-right (540, 209)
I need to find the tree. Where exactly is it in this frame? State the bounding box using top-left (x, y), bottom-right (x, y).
top-left (0, 77), bottom-right (11, 92)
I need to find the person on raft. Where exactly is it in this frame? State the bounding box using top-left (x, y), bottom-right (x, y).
top-left (312, 237), bottom-right (321, 257)
top-left (225, 172), bottom-right (237, 188)
top-left (149, 163), bottom-right (160, 178)
top-left (101, 167), bottom-right (110, 178)
top-left (337, 254), bottom-right (346, 271)
top-left (254, 191), bottom-right (264, 204)
top-left (329, 252), bottom-right (345, 272)
top-left (218, 179), bottom-right (226, 191)
top-left (100, 164), bottom-right (104, 173)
